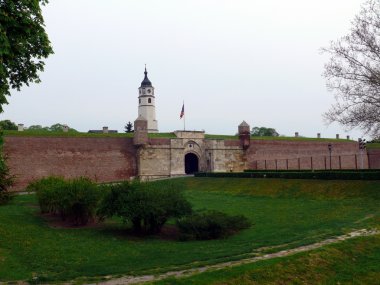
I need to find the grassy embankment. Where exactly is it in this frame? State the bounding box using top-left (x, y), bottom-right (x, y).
top-left (4, 130), bottom-right (355, 142)
top-left (152, 234), bottom-right (380, 285)
top-left (0, 178), bottom-right (379, 283)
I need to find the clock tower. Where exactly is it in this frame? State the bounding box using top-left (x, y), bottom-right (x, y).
top-left (138, 66), bottom-right (158, 133)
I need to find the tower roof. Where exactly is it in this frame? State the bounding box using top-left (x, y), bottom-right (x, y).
top-left (140, 66), bottom-right (152, 87)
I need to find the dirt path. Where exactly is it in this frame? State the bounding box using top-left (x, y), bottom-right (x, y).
top-left (91, 228), bottom-right (379, 285)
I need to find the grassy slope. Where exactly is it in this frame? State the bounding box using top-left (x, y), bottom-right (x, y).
top-left (0, 178), bottom-right (379, 282)
top-left (152, 234), bottom-right (380, 285)
top-left (367, 143), bottom-right (380, 149)
top-left (3, 130), bottom-right (134, 138)
top-left (5, 130), bottom-right (351, 142)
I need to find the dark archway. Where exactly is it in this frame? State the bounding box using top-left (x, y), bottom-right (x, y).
top-left (185, 153), bottom-right (199, 174)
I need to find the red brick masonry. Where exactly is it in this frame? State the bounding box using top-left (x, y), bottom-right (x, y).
top-left (4, 136), bottom-right (137, 191)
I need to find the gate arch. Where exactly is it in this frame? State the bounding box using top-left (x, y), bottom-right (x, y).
top-left (185, 153), bottom-right (199, 174)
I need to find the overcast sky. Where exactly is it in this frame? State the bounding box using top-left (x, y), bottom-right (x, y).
top-left (1, 0), bottom-right (369, 139)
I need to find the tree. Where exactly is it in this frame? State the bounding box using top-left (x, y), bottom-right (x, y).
top-left (49, 123), bottom-right (77, 132)
top-left (323, 0), bottom-right (380, 138)
top-left (0, 120), bottom-right (17, 130)
top-left (0, 0), bottom-right (53, 112)
top-left (125, 121), bottom-right (134, 133)
top-left (27, 125), bottom-right (49, 131)
top-left (98, 181), bottom-right (192, 234)
top-left (251, 127), bottom-right (279, 137)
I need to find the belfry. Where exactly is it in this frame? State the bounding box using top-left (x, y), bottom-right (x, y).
top-left (137, 66), bottom-right (158, 133)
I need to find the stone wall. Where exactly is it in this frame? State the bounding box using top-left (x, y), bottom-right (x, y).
top-left (4, 136), bottom-right (137, 191)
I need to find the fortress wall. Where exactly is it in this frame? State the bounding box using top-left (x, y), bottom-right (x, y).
top-left (368, 149), bottom-right (380, 169)
top-left (138, 145), bottom-right (171, 178)
top-left (4, 136), bottom-right (137, 191)
top-left (246, 140), bottom-right (367, 170)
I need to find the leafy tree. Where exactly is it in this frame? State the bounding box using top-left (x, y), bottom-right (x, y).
top-left (125, 121), bottom-right (134, 133)
top-left (0, 134), bottom-right (13, 205)
top-left (49, 123), bottom-right (77, 132)
top-left (251, 127), bottom-right (279, 137)
top-left (26, 123), bottom-right (77, 132)
top-left (98, 181), bottom-right (192, 234)
top-left (323, 0), bottom-right (380, 137)
top-left (0, 0), bottom-right (53, 112)
top-left (0, 119), bottom-right (17, 130)
top-left (27, 125), bottom-right (49, 131)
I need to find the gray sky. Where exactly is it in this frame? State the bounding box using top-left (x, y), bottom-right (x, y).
top-left (1, 0), bottom-right (369, 139)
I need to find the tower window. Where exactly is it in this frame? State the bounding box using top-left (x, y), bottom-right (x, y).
top-left (139, 99), bottom-right (141, 104)
top-left (148, 98), bottom-right (152, 103)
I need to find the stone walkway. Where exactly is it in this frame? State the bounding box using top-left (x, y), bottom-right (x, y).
top-left (92, 228), bottom-right (379, 285)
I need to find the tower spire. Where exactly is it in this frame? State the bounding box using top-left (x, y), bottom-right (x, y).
top-left (141, 65), bottom-right (152, 87)
top-left (137, 66), bottom-right (158, 133)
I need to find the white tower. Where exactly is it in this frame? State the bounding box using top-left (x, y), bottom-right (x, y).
top-left (138, 67), bottom-right (158, 133)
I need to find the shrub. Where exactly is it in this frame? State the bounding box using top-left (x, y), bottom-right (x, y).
top-left (98, 181), bottom-right (192, 234)
top-left (27, 176), bottom-right (66, 213)
top-left (176, 211), bottom-right (251, 240)
top-left (0, 134), bottom-right (14, 205)
top-left (30, 176), bottom-right (101, 225)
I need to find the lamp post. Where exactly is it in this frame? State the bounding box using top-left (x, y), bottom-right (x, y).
top-left (358, 138), bottom-right (366, 169)
top-left (328, 143), bottom-right (332, 170)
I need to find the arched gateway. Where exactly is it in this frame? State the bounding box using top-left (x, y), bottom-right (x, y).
top-left (185, 153), bottom-right (199, 174)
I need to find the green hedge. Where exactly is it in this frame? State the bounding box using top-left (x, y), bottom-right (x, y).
top-left (176, 211), bottom-right (251, 240)
top-left (195, 171), bottom-right (380, 180)
top-left (244, 169), bottom-right (380, 172)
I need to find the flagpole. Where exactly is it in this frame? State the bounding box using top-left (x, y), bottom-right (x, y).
top-left (183, 101), bottom-right (186, 131)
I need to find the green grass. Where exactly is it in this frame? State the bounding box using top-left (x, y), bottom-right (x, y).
top-left (151, 234), bottom-right (380, 285)
top-left (0, 178), bottom-right (379, 283)
top-left (148, 132), bottom-right (176, 138)
top-left (252, 136), bottom-right (353, 142)
top-left (3, 130), bottom-right (134, 138)
top-left (4, 130), bottom-right (354, 142)
top-left (367, 143), bottom-right (380, 149)
top-left (205, 134), bottom-right (239, 140)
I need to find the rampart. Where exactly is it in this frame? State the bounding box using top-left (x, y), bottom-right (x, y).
top-left (4, 136), bottom-right (137, 191)
top-left (3, 134), bottom-right (378, 192)
top-left (246, 140), bottom-right (367, 170)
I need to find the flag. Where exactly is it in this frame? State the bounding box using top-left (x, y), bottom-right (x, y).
top-left (180, 103), bottom-right (184, 119)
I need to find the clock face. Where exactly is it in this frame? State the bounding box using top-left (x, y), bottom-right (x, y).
top-left (147, 89), bottom-right (151, 94)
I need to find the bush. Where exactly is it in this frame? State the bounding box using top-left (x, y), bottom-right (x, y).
top-left (176, 211), bottom-right (251, 240)
top-left (0, 134), bottom-right (14, 205)
top-left (98, 181), bottom-right (192, 234)
top-left (27, 176), bottom-right (66, 213)
top-left (30, 176), bottom-right (102, 225)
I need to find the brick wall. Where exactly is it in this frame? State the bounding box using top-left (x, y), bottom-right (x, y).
top-left (246, 140), bottom-right (367, 170)
top-left (368, 149), bottom-right (380, 169)
top-left (4, 136), bottom-right (137, 191)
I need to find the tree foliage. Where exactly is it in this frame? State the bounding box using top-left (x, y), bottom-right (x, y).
top-left (98, 181), bottom-right (192, 234)
top-left (27, 123), bottom-right (77, 132)
top-left (251, 126), bottom-right (279, 137)
top-left (0, 119), bottom-right (17, 130)
top-left (323, 0), bottom-right (380, 138)
top-left (30, 176), bottom-right (102, 226)
top-left (0, 0), bottom-right (53, 112)
top-left (0, 133), bottom-right (13, 205)
top-left (125, 121), bottom-right (133, 133)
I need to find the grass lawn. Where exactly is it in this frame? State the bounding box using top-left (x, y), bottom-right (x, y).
top-left (0, 178), bottom-right (379, 283)
top-left (151, 234), bottom-right (380, 285)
